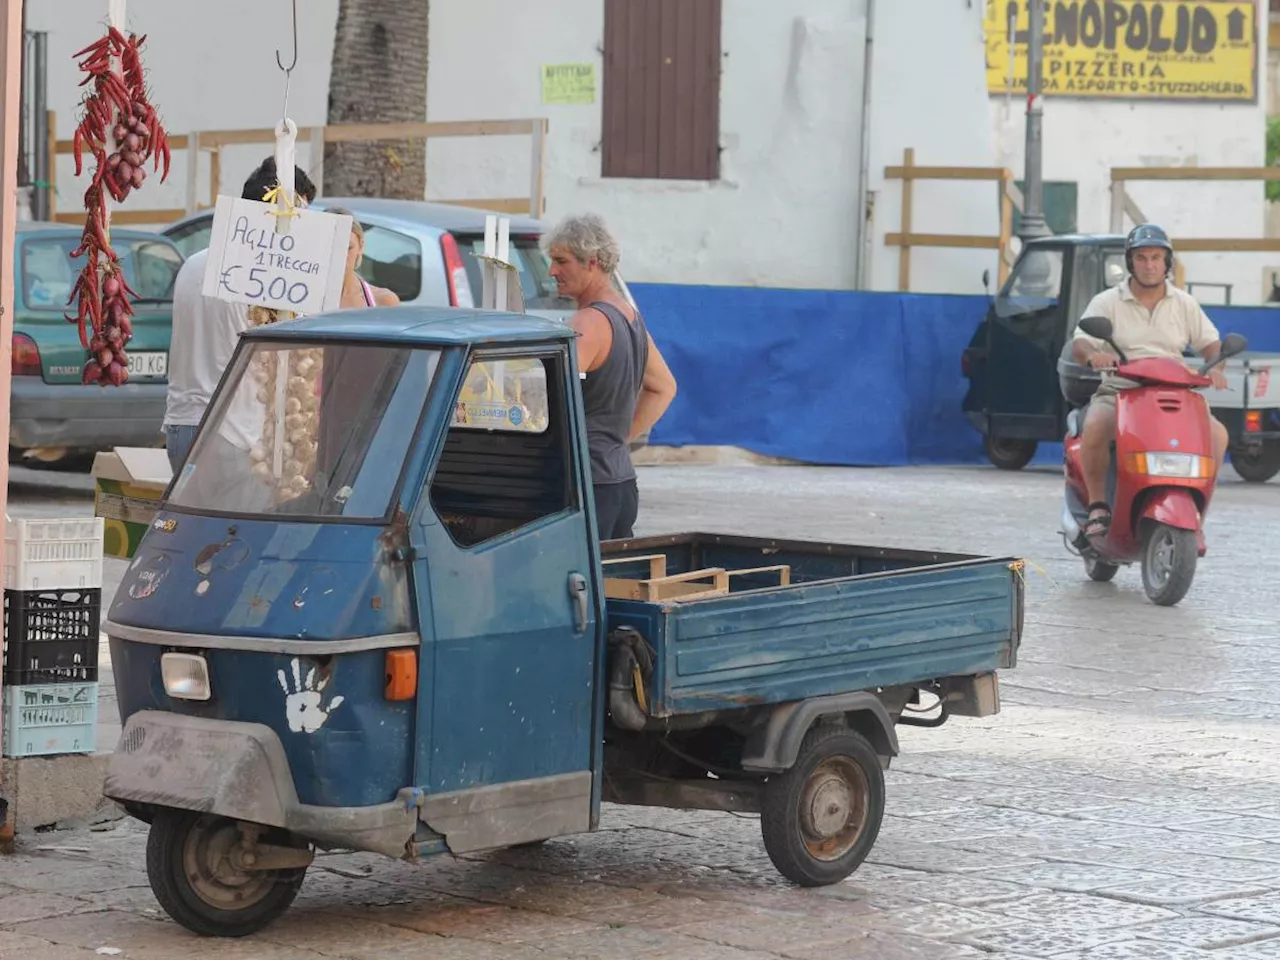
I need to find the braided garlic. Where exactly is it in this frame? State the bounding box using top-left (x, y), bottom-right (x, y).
top-left (246, 306), bottom-right (323, 502)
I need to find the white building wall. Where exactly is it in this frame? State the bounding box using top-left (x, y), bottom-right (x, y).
top-left (25, 1), bottom-right (1143, 298)
top-left (23, 0), bottom-right (1007, 294)
top-left (863, 0), bottom-right (1001, 295)
top-left (991, 12), bottom-right (1272, 305)
top-left (424, 0), bottom-right (874, 291)
top-left (25, 0), bottom-right (338, 217)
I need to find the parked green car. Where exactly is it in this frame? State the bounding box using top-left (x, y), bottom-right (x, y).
top-left (11, 222), bottom-right (183, 462)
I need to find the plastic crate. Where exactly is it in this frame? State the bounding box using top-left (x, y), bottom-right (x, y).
top-left (2, 588), bottom-right (101, 685)
top-left (5, 517), bottom-right (104, 591)
top-left (2, 681), bottom-right (99, 757)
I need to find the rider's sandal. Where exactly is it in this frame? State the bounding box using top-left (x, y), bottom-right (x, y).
top-left (1083, 502), bottom-right (1111, 538)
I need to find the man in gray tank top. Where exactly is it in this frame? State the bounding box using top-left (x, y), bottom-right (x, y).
top-left (543, 214), bottom-right (677, 540)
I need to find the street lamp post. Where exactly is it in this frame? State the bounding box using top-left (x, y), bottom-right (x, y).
top-left (1019, 0), bottom-right (1051, 242)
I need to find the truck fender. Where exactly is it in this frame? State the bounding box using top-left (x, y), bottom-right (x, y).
top-left (1139, 488), bottom-right (1201, 532)
top-left (739, 692), bottom-right (899, 774)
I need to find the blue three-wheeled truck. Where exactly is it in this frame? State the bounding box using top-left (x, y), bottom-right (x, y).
top-left (102, 306), bottom-right (1025, 937)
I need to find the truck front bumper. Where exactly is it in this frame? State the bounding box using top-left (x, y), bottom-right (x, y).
top-left (104, 710), bottom-right (418, 858)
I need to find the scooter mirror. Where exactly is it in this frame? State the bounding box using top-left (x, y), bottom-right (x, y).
top-left (1221, 333), bottom-right (1248, 357)
top-left (1078, 316), bottom-right (1114, 341)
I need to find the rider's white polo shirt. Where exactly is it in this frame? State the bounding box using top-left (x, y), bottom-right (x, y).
top-left (1074, 280), bottom-right (1220, 362)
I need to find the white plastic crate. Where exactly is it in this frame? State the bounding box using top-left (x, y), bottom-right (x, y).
top-left (2, 681), bottom-right (99, 758)
top-left (4, 517), bottom-right (104, 591)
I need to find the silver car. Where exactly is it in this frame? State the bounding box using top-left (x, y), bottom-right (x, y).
top-left (161, 198), bottom-right (637, 318)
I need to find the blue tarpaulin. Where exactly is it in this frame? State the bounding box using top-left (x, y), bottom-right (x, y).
top-left (628, 283), bottom-right (1280, 467)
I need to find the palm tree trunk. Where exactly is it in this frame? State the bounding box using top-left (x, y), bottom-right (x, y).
top-left (324, 0), bottom-right (429, 198)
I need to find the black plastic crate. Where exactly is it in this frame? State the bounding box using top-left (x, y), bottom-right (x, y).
top-left (2, 588), bottom-right (101, 685)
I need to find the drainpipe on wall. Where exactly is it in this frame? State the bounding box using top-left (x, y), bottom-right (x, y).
top-left (854, 0), bottom-right (875, 289)
top-left (0, 0), bottom-right (24, 850)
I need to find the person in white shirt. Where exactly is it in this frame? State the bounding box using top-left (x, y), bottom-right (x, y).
top-left (163, 158), bottom-right (318, 474)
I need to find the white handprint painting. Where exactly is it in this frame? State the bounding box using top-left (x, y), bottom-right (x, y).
top-left (277, 658), bottom-right (345, 734)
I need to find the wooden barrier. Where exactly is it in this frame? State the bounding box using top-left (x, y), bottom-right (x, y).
top-left (47, 113), bottom-right (549, 226)
top-left (1110, 167), bottom-right (1280, 254)
top-left (883, 148), bottom-right (1023, 292)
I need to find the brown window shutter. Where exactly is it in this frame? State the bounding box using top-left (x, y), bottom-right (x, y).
top-left (603, 0), bottom-right (720, 181)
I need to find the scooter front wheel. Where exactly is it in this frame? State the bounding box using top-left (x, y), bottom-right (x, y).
top-left (1141, 524), bottom-right (1197, 607)
top-left (146, 809), bottom-right (308, 938)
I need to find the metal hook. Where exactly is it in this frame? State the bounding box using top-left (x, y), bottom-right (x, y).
top-left (276, 0), bottom-right (298, 73)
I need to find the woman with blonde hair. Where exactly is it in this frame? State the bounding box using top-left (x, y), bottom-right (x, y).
top-left (324, 206), bottom-right (400, 309)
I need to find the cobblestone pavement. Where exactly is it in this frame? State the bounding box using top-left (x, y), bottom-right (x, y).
top-left (2, 464), bottom-right (1279, 960)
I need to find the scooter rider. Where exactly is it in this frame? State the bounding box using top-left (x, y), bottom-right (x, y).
top-left (1069, 223), bottom-right (1230, 539)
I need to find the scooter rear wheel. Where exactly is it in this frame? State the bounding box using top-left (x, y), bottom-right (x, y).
top-left (1141, 524), bottom-right (1197, 607)
top-left (1084, 556), bottom-right (1119, 582)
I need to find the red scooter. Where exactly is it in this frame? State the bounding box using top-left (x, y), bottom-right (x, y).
top-left (1061, 317), bottom-right (1247, 606)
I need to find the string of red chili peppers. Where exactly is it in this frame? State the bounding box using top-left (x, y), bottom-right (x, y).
top-left (66, 27), bottom-right (171, 386)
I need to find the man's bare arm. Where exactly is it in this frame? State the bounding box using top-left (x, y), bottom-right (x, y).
top-left (631, 335), bottom-right (677, 440)
top-left (1071, 336), bottom-right (1099, 364)
top-left (570, 308), bottom-right (611, 373)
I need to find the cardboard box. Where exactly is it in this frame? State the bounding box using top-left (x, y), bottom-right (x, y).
top-left (92, 448), bottom-right (172, 559)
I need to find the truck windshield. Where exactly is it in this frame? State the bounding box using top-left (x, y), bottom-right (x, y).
top-left (995, 248), bottom-right (1064, 318)
top-left (168, 342), bottom-right (440, 521)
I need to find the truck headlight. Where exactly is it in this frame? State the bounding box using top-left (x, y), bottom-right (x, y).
top-left (161, 652), bottom-right (211, 701)
top-left (1130, 452), bottom-right (1212, 478)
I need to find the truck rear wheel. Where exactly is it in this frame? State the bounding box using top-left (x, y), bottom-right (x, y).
top-left (985, 437), bottom-right (1037, 471)
top-left (1230, 441), bottom-right (1280, 483)
top-left (146, 809), bottom-right (307, 938)
top-left (760, 726), bottom-right (884, 887)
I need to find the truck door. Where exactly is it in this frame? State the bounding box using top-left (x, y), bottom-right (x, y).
top-left (409, 344), bottom-right (601, 852)
top-left (986, 244), bottom-right (1072, 441)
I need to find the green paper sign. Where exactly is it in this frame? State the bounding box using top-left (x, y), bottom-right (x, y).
top-left (542, 63), bottom-right (596, 105)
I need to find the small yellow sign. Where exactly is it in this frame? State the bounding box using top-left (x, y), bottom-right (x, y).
top-left (984, 0), bottom-right (1257, 102)
top-left (542, 63), bottom-right (597, 105)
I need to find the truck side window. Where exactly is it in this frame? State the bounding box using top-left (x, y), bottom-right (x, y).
top-left (1103, 253), bottom-right (1126, 289)
top-left (356, 225), bottom-right (423, 302)
top-left (429, 353), bottom-right (575, 548)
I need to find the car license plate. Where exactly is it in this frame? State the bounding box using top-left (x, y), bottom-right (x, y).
top-left (127, 351), bottom-right (168, 378)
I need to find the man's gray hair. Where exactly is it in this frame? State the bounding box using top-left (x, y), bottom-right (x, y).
top-left (541, 213), bottom-right (621, 273)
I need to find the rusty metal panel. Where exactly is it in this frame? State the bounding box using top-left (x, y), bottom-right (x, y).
top-left (658, 563), bottom-right (1018, 716)
top-left (603, 0), bottom-right (721, 180)
top-left (602, 535), bottom-right (1020, 719)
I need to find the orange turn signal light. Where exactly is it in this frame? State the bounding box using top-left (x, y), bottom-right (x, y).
top-left (1246, 410), bottom-right (1262, 433)
top-left (385, 649), bottom-right (417, 701)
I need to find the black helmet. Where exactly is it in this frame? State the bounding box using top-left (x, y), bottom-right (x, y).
top-left (1125, 223), bottom-right (1173, 275)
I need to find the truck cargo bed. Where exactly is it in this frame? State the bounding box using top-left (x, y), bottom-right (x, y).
top-left (602, 533), bottom-right (1023, 718)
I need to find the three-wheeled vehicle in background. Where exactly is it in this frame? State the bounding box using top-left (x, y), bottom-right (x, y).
top-left (103, 306), bottom-right (1024, 937)
top-left (962, 234), bottom-right (1280, 481)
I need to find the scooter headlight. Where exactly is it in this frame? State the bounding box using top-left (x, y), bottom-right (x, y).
top-left (1131, 452), bottom-right (1212, 478)
top-left (161, 652), bottom-right (211, 701)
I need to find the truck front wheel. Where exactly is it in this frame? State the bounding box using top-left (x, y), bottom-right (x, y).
top-left (760, 726), bottom-right (885, 887)
top-left (985, 437), bottom-right (1038, 471)
top-left (146, 809), bottom-right (308, 938)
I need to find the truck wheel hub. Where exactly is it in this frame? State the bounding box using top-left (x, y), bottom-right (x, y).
top-left (799, 758), bottom-right (867, 858)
